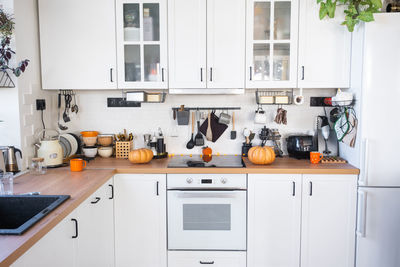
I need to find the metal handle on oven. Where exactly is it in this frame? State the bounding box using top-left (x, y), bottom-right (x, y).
top-left (356, 190), bottom-right (367, 237)
top-left (176, 192), bottom-right (238, 198)
top-left (199, 261), bottom-right (214, 265)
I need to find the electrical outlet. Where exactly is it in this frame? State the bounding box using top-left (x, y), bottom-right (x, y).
top-left (36, 99), bottom-right (46, 110)
top-left (310, 97), bottom-right (331, 107)
top-left (107, 98), bottom-right (141, 108)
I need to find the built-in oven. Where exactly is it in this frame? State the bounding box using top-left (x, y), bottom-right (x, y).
top-left (167, 174), bottom-right (247, 251)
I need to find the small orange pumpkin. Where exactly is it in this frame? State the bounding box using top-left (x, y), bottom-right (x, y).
top-left (128, 148), bottom-right (153, 164)
top-left (202, 146), bottom-right (212, 157)
top-left (248, 146), bottom-right (276, 165)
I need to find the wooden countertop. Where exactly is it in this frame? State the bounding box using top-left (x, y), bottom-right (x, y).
top-left (0, 168), bottom-right (115, 267)
top-left (86, 156), bottom-right (360, 175)
top-left (1, 156), bottom-right (358, 266)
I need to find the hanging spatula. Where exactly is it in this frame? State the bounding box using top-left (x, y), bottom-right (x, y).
top-left (231, 112), bottom-right (237, 139)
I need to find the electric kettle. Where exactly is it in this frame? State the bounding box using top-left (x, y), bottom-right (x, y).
top-left (0, 146), bottom-right (22, 173)
top-left (35, 129), bottom-right (63, 167)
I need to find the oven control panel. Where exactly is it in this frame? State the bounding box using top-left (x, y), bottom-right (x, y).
top-left (168, 174), bottom-right (247, 189)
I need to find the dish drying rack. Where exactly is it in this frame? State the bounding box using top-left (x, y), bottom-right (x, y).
top-left (255, 89), bottom-right (293, 105)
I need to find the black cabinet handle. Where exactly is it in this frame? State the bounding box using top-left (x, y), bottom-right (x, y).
top-left (156, 181), bottom-right (159, 196)
top-left (301, 66), bottom-right (305, 80)
top-left (210, 68), bottom-right (213, 82)
top-left (71, 218), bottom-right (78, 238)
top-left (161, 68), bottom-right (165, 82)
top-left (292, 181), bottom-right (296, 196)
top-left (250, 66), bottom-right (252, 81)
top-left (309, 181), bottom-right (313, 196)
top-left (110, 68), bottom-right (114, 82)
top-left (200, 68), bottom-right (203, 82)
top-left (91, 197), bottom-right (101, 204)
top-left (200, 261), bottom-right (214, 265)
top-left (109, 184), bottom-right (114, 200)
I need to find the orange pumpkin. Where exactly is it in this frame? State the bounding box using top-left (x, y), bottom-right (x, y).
top-left (128, 148), bottom-right (153, 164)
top-left (202, 146), bottom-right (212, 157)
top-left (248, 146), bottom-right (276, 165)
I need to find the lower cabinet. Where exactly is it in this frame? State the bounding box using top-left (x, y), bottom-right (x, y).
top-left (114, 174), bottom-right (167, 267)
top-left (248, 174), bottom-right (357, 267)
top-left (248, 174), bottom-right (302, 267)
top-left (11, 178), bottom-right (115, 267)
top-left (168, 251), bottom-right (246, 267)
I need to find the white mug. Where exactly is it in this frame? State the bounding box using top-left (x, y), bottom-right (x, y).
top-left (254, 108), bottom-right (267, 124)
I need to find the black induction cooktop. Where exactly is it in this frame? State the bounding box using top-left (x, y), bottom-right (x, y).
top-left (167, 155), bottom-right (244, 168)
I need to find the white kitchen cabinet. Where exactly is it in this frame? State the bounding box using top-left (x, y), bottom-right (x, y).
top-left (11, 212), bottom-right (77, 267)
top-left (248, 174), bottom-right (302, 267)
top-left (246, 0), bottom-right (299, 88)
top-left (114, 174), bottom-right (167, 267)
top-left (168, 251), bottom-right (246, 267)
top-left (11, 178), bottom-right (115, 267)
top-left (116, 0), bottom-right (168, 89)
top-left (168, 0), bottom-right (207, 89)
top-left (38, 0), bottom-right (117, 90)
top-left (301, 175), bottom-right (357, 267)
top-left (206, 0), bottom-right (245, 89)
top-left (75, 178), bottom-right (115, 267)
top-left (297, 0), bottom-right (351, 88)
top-left (168, 0), bottom-right (245, 91)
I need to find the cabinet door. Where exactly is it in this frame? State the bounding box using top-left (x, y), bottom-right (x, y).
top-left (298, 0), bottom-right (351, 88)
top-left (114, 174), bottom-right (167, 267)
top-left (248, 174), bottom-right (301, 267)
top-left (116, 0), bottom-right (168, 89)
top-left (246, 0), bottom-right (299, 88)
top-left (168, 0), bottom-right (207, 89)
top-left (207, 0), bottom-right (245, 89)
top-left (38, 0), bottom-right (117, 90)
top-left (301, 175), bottom-right (357, 267)
top-left (168, 251), bottom-right (246, 267)
top-left (75, 178), bottom-right (114, 267)
top-left (11, 212), bottom-right (76, 267)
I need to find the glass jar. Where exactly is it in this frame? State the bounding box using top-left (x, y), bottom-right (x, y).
top-left (0, 172), bottom-right (14, 195)
top-left (31, 157), bottom-right (47, 175)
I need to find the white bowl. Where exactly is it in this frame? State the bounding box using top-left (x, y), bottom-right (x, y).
top-left (98, 147), bottom-right (113, 158)
top-left (82, 146), bottom-right (97, 158)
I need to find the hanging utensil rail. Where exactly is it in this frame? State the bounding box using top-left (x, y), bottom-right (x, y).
top-left (171, 107), bottom-right (241, 111)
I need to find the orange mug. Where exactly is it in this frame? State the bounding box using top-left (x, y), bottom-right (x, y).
top-left (70, 159), bottom-right (87, 172)
top-left (310, 152), bottom-right (323, 164)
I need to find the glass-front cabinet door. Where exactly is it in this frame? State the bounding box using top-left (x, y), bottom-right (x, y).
top-left (246, 0), bottom-right (298, 88)
top-left (116, 0), bottom-right (168, 89)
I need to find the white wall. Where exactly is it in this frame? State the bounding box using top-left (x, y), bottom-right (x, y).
top-left (0, 0), bottom-right (21, 149)
top-left (55, 89), bottom-right (335, 155)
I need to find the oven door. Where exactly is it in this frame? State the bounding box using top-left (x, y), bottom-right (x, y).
top-left (167, 190), bottom-right (247, 251)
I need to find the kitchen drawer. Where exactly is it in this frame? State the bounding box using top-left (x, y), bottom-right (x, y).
top-left (168, 251), bottom-right (246, 267)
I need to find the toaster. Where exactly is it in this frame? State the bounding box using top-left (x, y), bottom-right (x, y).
top-left (286, 135), bottom-right (317, 159)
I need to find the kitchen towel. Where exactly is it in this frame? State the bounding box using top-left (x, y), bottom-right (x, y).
top-left (199, 112), bottom-right (228, 142)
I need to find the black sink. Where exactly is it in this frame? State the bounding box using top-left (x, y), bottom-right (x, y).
top-left (0, 195), bottom-right (70, 235)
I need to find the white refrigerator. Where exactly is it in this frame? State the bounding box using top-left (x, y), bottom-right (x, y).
top-left (340, 13), bottom-right (400, 267)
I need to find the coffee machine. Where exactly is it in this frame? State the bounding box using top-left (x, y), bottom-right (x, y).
top-left (145, 128), bottom-right (168, 159)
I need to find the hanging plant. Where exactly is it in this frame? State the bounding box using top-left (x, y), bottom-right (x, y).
top-left (0, 8), bottom-right (29, 77)
top-left (317, 0), bottom-right (383, 32)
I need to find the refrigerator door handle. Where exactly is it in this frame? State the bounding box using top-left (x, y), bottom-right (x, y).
top-left (360, 139), bottom-right (370, 186)
top-left (356, 190), bottom-right (367, 237)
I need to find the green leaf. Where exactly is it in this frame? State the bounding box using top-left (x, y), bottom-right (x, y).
top-left (370, 0), bottom-right (383, 8)
top-left (358, 11), bottom-right (374, 22)
top-left (319, 2), bottom-right (328, 19)
top-left (317, 0), bottom-right (323, 4)
top-left (326, 0), bottom-right (337, 18)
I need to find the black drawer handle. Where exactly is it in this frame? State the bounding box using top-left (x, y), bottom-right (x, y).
top-left (109, 184), bottom-right (114, 199)
top-left (71, 218), bottom-right (78, 238)
top-left (91, 197), bottom-right (101, 204)
top-left (309, 181), bottom-right (313, 196)
top-left (200, 261), bottom-right (214, 265)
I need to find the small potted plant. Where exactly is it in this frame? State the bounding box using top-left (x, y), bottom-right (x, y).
top-left (0, 8), bottom-right (29, 87)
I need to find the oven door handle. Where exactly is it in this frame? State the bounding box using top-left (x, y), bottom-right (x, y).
top-left (176, 192), bottom-right (240, 198)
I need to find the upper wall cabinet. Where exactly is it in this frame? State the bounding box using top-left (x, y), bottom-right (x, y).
top-left (168, 0), bottom-right (246, 92)
top-left (297, 0), bottom-right (351, 88)
top-left (38, 0), bottom-right (117, 90)
top-left (246, 0), bottom-right (299, 89)
top-left (116, 0), bottom-right (168, 89)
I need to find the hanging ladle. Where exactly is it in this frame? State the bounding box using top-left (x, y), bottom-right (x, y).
top-left (186, 112), bottom-right (195, 149)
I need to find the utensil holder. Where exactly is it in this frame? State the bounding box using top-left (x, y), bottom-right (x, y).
top-left (177, 109), bottom-right (190, 125)
top-left (115, 141), bottom-right (133, 159)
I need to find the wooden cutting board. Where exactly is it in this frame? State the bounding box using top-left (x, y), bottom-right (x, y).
top-left (321, 156), bottom-right (347, 164)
